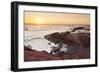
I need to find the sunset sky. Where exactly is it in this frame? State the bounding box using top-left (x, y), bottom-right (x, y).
top-left (24, 11), bottom-right (90, 25)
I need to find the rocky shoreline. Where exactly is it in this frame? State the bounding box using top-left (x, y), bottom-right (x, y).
top-left (24, 27), bottom-right (90, 61)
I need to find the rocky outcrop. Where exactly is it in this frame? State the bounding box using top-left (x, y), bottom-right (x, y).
top-left (45, 30), bottom-right (90, 59)
top-left (24, 46), bottom-right (61, 61)
top-left (71, 27), bottom-right (85, 32)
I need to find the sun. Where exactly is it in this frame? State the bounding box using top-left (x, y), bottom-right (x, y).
top-left (34, 18), bottom-right (44, 25)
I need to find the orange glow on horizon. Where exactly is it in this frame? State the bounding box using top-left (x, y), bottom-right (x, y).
top-left (24, 11), bottom-right (90, 25)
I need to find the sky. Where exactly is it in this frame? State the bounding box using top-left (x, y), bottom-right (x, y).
top-left (24, 11), bottom-right (90, 25)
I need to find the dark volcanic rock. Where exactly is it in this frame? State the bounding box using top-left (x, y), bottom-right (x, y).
top-left (71, 27), bottom-right (84, 32)
top-left (45, 31), bottom-right (90, 59)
